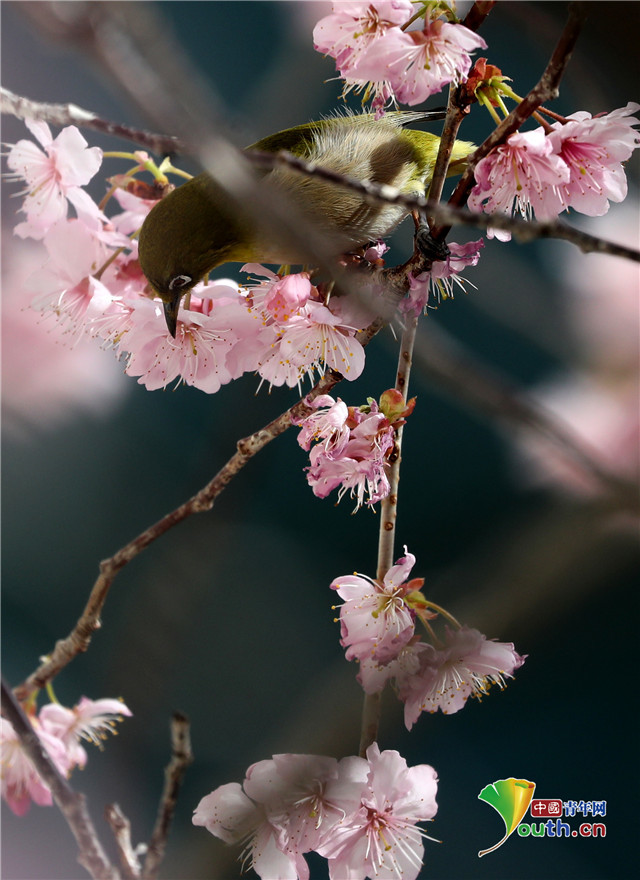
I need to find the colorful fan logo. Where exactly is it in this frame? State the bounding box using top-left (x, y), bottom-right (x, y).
top-left (478, 777), bottom-right (536, 857)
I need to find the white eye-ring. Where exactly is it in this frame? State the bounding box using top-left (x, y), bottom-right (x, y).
top-left (169, 274), bottom-right (192, 291)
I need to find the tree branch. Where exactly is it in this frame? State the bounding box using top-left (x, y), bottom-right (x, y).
top-left (104, 804), bottom-right (141, 880)
top-left (0, 86), bottom-right (183, 155)
top-left (12, 351), bottom-right (372, 700)
top-left (142, 713), bottom-right (194, 880)
top-left (1, 679), bottom-right (119, 880)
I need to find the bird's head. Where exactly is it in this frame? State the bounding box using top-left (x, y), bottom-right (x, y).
top-left (138, 175), bottom-right (249, 336)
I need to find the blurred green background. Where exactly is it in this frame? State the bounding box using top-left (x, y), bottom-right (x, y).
top-left (2, 3), bottom-right (638, 879)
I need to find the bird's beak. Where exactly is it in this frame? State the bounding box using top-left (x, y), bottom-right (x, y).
top-left (163, 296), bottom-right (181, 338)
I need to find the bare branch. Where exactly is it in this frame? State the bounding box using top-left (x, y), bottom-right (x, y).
top-left (0, 86), bottom-right (183, 155)
top-left (104, 804), bottom-right (141, 880)
top-left (462, 1), bottom-right (497, 33)
top-left (0, 679), bottom-right (119, 880)
top-left (142, 713), bottom-right (194, 880)
top-left (12, 357), bottom-right (362, 700)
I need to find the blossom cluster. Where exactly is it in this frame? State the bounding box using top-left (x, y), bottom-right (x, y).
top-left (4, 120), bottom-right (370, 395)
top-left (314, 1), bottom-right (487, 114)
top-left (1, 696), bottom-right (131, 816)
top-left (294, 388), bottom-right (415, 508)
top-left (193, 743), bottom-right (438, 880)
top-left (402, 238), bottom-right (484, 315)
top-left (331, 547), bottom-right (524, 728)
top-left (469, 103), bottom-right (640, 230)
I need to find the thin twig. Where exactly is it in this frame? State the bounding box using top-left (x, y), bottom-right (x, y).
top-left (104, 804), bottom-right (141, 880)
top-left (12, 354), bottom-right (370, 700)
top-left (462, 1), bottom-right (497, 33)
top-left (1, 679), bottom-right (119, 880)
top-left (359, 315), bottom-right (421, 759)
top-left (0, 86), bottom-right (183, 155)
top-left (142, 713), bottom-right (194, 880)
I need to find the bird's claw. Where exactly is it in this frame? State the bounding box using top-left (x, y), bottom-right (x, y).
top-left (415, 225), bottom-right (450, 264)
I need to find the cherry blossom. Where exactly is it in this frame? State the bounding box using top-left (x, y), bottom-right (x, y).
top-left (193, 753), bottom-right (369, 880)
top-left (331, 546), bottom-right (420, 664)
top-left (297, 394), bottom-right (409, 508)
top-left (402, 238), bottom-right (484, 314)
top-left (121, 299), bottom-right (239, 393)
top-left (193, 782), bottom-right (302, 879)
top-left (5, 120), bottom-right (104, 239)
top-left (396, 626), bottom-right (525, 726)
top-left (354, 17), bottom-right (487, 106)
top-left (545, 101), bottom-right (640, 216)
top-left (468, 127), bottom-right (571, 223)
top-left (1, 234), bottom-right (127, 436)
top-left (313, 1), bottom-right (413, 76)
top-left (318, 743), bottom-right (438, 880)
top-left (295, 394), bottom-right (351, 453)
top-left (39, 697), bottom-right (132, 771)
top-left (0, 718), bottom-right (68, 816)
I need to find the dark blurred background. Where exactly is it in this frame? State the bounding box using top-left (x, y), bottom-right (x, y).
top-left (1, 3), bottom-right (638, 879)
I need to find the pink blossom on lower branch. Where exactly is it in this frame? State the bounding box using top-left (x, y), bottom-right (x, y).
top-left (193, 753), bottom-right (368, 880)
top-left (295, 392), bottom-right (414, 508)
top-left (317, 744), bottom-right (438, 880)
top-left (0, 696), bottom-right (131, 816)
top-left (0, 718), bottom-right (68, 816)
top-left (397, 626), bottom-right (525, 727)
top-left (193, 746), bottom-right (438, 880)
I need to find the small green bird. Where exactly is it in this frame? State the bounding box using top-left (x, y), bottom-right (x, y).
top-left (137, 112), bottom-right (473, 336)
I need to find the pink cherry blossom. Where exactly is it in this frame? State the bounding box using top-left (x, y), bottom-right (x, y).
top-left (331, 546), bottom-right (418, 664)
top-left (27, 219), bottom-right (115, 340)
top-left (403, 238), bottom-right (484, 314)
top-left (397, 626), bottom-right (525, 726)
top-left (308, 446), bottom-right (391, 508)
top-left (468, 126), bottom-right (571, 223)
top-left (313, 1), bottom-right (413, 75)
top-left (108, 187), bottom-right (158, 236)
top-left (193, 782), bottom-right (305, 880)
top-left (1, 233), bottom-right (127, 437)
top-left (5, 120), bottom-right (104, 239)
top-left (357, 638), bottom-right (428, 695)
top-left (545, 101), bottom-right (640, 216)
top-left (259, 300), bottom-right (366, 388)
top-left (245, 754), bottom-right (368, 856)
top-left (295, 394), bottom-right (350, 453)
top-left (0, 717), bottom-right (69, 816)
top-left (299, 396), bottom-right (401, 508)
top-left (121, 299), bottom-right (239, 392)
top-left (355, 17), bottom-right (487, 106)
top-left (193, 754), bottom-right (369, 880)
top-left (318, 743), bottom-right (438, 880)
top-left (38, 697), bottom-right (132, 771)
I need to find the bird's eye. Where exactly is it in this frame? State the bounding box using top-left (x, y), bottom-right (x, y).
top-left (169, 274), bottom-right (192, 291)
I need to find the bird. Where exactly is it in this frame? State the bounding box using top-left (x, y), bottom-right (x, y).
top-left (137, 111), bottom-right (474, 336)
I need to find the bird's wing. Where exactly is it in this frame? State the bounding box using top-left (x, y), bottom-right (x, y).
top-left (245, 110), bottom-right (447, 156)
